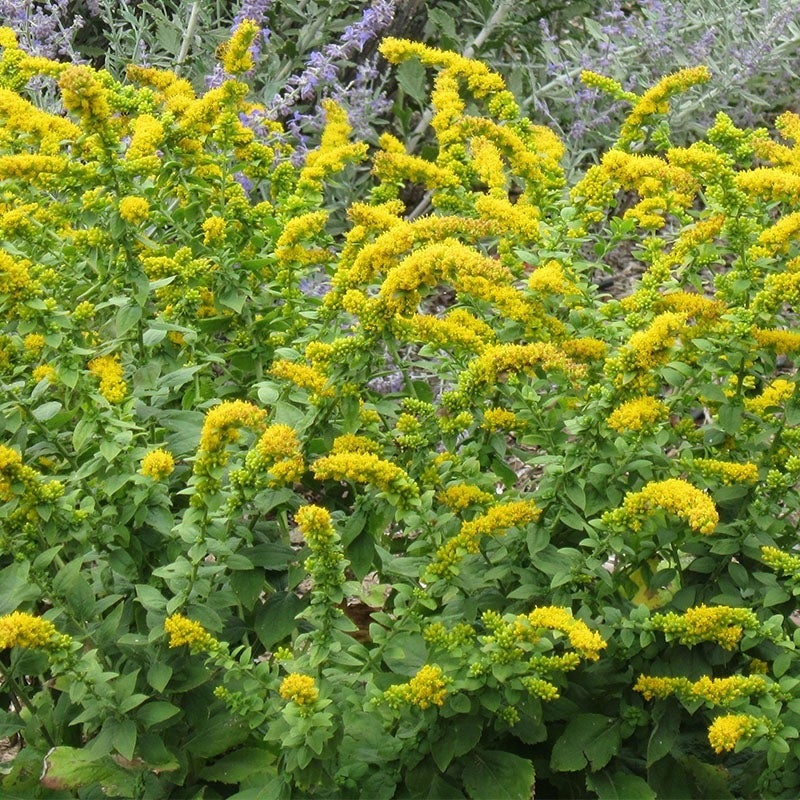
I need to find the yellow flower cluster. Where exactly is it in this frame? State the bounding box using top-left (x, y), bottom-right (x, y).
top-left (753, 327), bottom-right (800, 355)
top-left (606, 396), bottom-right (669, 433)
top-left (760, 545), bottom-right (800, 574)
top-left (457, 343), bottom-right (581, 400)
top-left (295, 504), bottom-right (335, 546)
top-left (279, 673), bottom-right (319, 707)
top-left (0, 611), bottom-right (69, 651)
top-left (481, 407), bottom-right (519, 431)
top-left (248, 424), bottom-right (305, 486)
top-left (87, 354), bottom-right (127, 403)
top-left (527, 606), bottom-right (607, 661)
top-left (737, 167), bottom-right (800, 205)
top-left (118, 195), bottom-right (150, 223)
top-left (163, 614), bottom-right (218, 651)
top-left (707, 714), bottom-right (762, 754)
top-left (379, 38), bottom-right (506, 99)
top-left (438, 482), bottom-right (494, 511)
top-left (650, 605), bottom-right (758, 650)
top-left (692, 458), bottom-right (758, 485)
top-left (197, 400), bottom-right (266, 454)
top-left (58, 65), bottom-right (110, 125)
top-left (606, 478), bottom-right (718, 535)
top-left (297, 100), bottom-right (368, 194)
top-left (744, 378), bottom-right (795, 417)
top-left (126, 113), bottom-right (164, 161)
top-left (140, 448), bottom-right (175, 481)
top-left (330, 434), bottom-right (381, 455)
top-left (274, 210), bottom-right (329, 266)
top-left (201, 215), bottom-right (226, 245)
top-left (634, 673), bottom-right (771, 705)
top-left (312, 451), bottom-right (418, 500)
top-left (0, 444), bottom-right (63, 506)
top-left (270, 359), bottom-right (332, 399)
top-left (528, 260), bottom-right (579, 296)
top-left (384, 664), bottom-right (450, 710)
top-left (430, 500), bottom-right (541, 575)
top-left (217, 19), bottom-right (259, 76)
top-left (562, 337), bottom-right (607, 361)
top-left (617, 66), bottom-right (711, 149)
top-left (32, 364), bottom-right (56, 384)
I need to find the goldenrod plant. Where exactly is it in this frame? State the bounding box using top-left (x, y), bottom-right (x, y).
top-left (4, 20), bottom-right (800, 800)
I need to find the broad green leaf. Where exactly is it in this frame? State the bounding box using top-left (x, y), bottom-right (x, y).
top-left (551, 714), bottom-right (621, 772)
top-left (586, 770), bottom-right (656, 799)
top-left (200, 747), bottom-right (277, 784)
top-left (463, 750), bottom-right (535, 800)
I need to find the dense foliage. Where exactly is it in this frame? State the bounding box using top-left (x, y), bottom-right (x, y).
top-left (3, 4), bottom-right (800, 799)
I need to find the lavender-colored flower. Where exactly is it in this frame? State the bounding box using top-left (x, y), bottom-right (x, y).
top-left (268, 0), bottom-right (396, 121)
top-left (0, 0), bottom-right (85, 60)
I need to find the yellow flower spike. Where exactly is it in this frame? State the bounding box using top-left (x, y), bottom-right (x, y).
top-left (457, 342), bottom-right (582, 399)
top-left (118, 195), bottom-right (151, 224)
top-left (744, 378), bottom-right (795, 417)
top-left (163, 614), bottom-right (219, 652)
top-left (197, 400), bottom-right (266, 454)
top-left (379, 38), bottom-right (506, 99)
top-left (430, 500), bottom-right (541, 576)
top-left (617, 66), bottom-right (711, 148)
top-left (606, 396), bottom-right (669, 433)
top-left (615, 478), bottom-right (719, 535)
top-left (0, 611), bottom-right (69, 651)
top-left (692, 458), bottom-right (758, 485)
top-left (58, 65), bottom-right (111, 125)
top-left (87, 354), bottom-right (127, 404)
top-left (270, 359), bottom-right (333, 399)
top-left (141, 448), bottom-right (175, 481)
top-left (296, 99), bottom-right (368, 195)
top-left (707, 714), bottom-right (763, 754)
top-left (218, 19), bottom-right (260, 76)
top-left (650, 605), bottom-right (758, 650)
top-left (438, 483), bottom-right (494, 511)
top-left (247, 423), bottom-right (305, 487)
top-left (312, 451), bottom-right (418, 499)
top-left (635, 673), bottom-right (771, 705)
top-left (279, 673), bottom-right (319, 707)
top-left (384, 664), bottom-right (450, 711)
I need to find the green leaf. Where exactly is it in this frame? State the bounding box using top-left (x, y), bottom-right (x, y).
top-left (200, 747), bottom-right (277, 784)
top-left (40, 746), bottom-right (142, 796)
top-left (463, 751), bottom-right (535, 800)
top-left (112, 719), bottom-right (138, 761)
top-left (146, 661), bottom-right (172, 692)
top-left (136, 701), bottom-right (181, 727)
top-left (0, 562), bottom-right (39, 614)
top-left (53, 559), bottom-right (95, 618)
top-left (185, 715), bottom-right (249, 758)
top-left (647, 702), bottom-right (680, 766)
top-left (396, 58), bottom-right (427, 103)
top-left (551, 715), bottom-right (621, 772)
top-left (586, 770), bottom-right (656, 799)
top-left (32, 401), bottom-right (63, 422)
top-left (254, 592), bottom-right (305, 649)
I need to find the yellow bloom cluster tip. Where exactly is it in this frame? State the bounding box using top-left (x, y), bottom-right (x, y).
top-left (707, 713), bottom-right (763, 754)
top-left (163, 614), bottom-right (218, 652)
top-left (141, 448), bottom-right (175, 481)
top-left (606, 478), bottom-right (718, 535)
top-left (607, 396), bottom-right (669, 433)
top-left (279, 673), bottom-right (319, 707)
top-left (384, 664), bottom-right (450, 710)
top-left (87, 354), bottom-right (127, 404)
top-left (650, 604), bottom-right (758, 650)
top-left (0, 611), bottom-right (69, 651)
